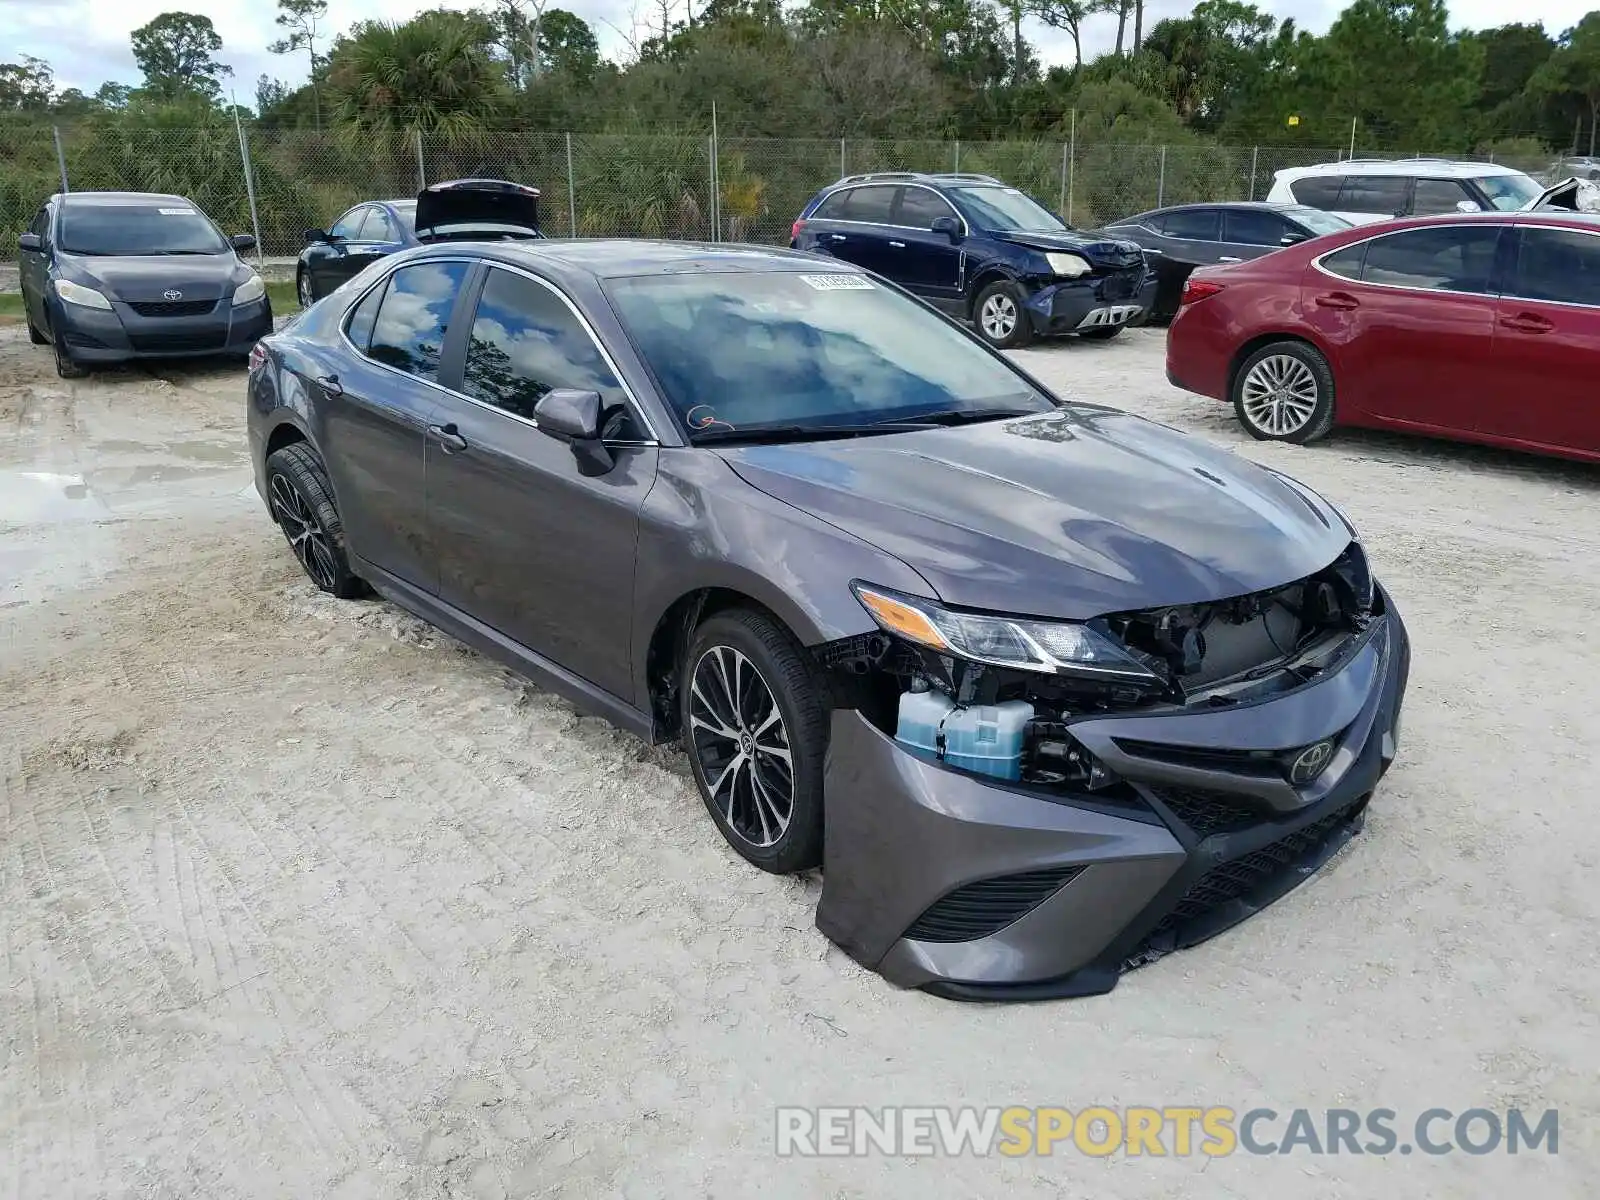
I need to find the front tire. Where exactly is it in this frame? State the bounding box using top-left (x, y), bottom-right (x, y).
top-left (265, 442), bottom-right (365, 598)
top-left (50, 320), bottom-right (88, 379)
top-left (973, 280), bottom-right (1034, 350)
top-left (1231, 340), bottom-right (1336, 444)
top-left (681, 608), bottom-right (828, 874)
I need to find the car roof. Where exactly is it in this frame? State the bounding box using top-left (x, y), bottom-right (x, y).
top-left (823, 172), bottom-right (1007, 191)
top-left (54, 191), bottom-right (195, 206)
top-left (1326, 210), bottom-right (1600, 235)
top-left (461, 238), bottom-right (858, 279)
top-left (1274, 159), bottom-right (1527, 180)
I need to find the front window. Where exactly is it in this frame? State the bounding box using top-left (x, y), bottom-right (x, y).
top-left (949, 186), bottom-right (1066, 233)
top-left (57, 202), bottom-right (229, 255)
top-left (1475, 172), bottom-right (1542, 211)
top-left (604, 270), bottom-right (1054, 438)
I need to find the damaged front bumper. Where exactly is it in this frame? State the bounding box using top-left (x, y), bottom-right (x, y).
top-left (815, 587), bottom-right (1410, 1001)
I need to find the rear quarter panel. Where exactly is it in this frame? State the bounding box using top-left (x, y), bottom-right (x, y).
top-left (1166, 259), bottom-right (1319, 400)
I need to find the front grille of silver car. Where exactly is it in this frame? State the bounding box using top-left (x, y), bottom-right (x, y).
top-left (903, 865), bottom-right (1084, 943)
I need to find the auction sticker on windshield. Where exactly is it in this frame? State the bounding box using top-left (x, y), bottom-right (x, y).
top-left (158, 208), bottom-right (198, 215)
top-left (799, 275), bottom-right (874, 291)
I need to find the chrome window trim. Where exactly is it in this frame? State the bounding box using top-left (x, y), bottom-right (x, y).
top-left (1309, 221), bottom-right (1507, 301)
top-left (1498, 222), bottom-right (1600, 312)
top-left (813, 183), bottom-right (971, 237)
top-left (335, 255), bottom-right (662, 445)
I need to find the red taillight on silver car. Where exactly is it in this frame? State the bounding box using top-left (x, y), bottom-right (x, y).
top-left (1180, 279), bottom-right (1225, 306)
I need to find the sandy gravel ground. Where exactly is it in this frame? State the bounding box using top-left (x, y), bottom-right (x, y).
top-left (2, 324), bottom-right (1596, 1199)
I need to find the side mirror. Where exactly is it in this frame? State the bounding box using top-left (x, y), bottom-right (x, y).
top-left (18, 232), bottom-right (42, 253)
top-left (231, 233), bottom-right (257, 251)
top-left (1454, 199), bottom-right (1484, 214)
top-left (931, 215), bottom-right (962, 242)
top-left (533, 388), bottom-right (613, 476)
top-left (303, 228), bottom-right (330, 245)
top-left (1279, 232), bottom-right (1308, 246)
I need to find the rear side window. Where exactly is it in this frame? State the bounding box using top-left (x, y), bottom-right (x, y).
top-left (839, 186), bottom-right (897, 224)
top-left (1334, 176), bottom-right (1410, 216)
top-left (367, 261), bottom-right (470, 382)
top-left (1510, 227), bottom-right (1600, 307)
top-left (1223, 209), bottom-right (1290, 246)
top-left (461, 267), bottom-right (628, 423)
top-left (811, 190), bottom-right (852, 220)
top-left (1290, 176), bottom-right (1345, 209)
top-left (344, 279), bottom-right (387, 352)
top-left (1357, 226), bottom-right (1502, 293)
top-left (1160, 209), bottom-right (1220, 240)
top-left (1318, 242), bottom-right (1368, 281)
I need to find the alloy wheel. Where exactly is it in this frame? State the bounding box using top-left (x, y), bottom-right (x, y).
top-left (1240, 354), bottom-right (1320, 436)
top-left (297, 272), bottom-right (314, 310)
top-left (270, 473), bottom-right (338, 590)
top-left (688, 645), bottom-right (794, 849)
top-left (980, 293), bottom-right (1018, 342)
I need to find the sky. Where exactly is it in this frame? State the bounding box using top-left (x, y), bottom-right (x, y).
top-left (3, 0), bottom-right (1597, 99)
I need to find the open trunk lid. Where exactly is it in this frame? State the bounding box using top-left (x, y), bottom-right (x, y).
top-left (414, 178), bottom-right (542, 241)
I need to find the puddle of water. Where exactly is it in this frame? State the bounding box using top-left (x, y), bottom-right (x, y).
top-left (0, 469), bottom-right (113, 523)
top-left (82, 439), bottom-right (244, 465)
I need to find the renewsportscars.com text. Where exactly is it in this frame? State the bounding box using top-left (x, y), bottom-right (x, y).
top-left (774, 1105), bottom-right (1559, 1158)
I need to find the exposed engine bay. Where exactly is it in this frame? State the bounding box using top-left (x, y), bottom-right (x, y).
top-left (815, 541), bottom-right (1379, 794)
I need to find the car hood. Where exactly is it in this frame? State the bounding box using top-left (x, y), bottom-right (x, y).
top-left (716, 407), bottom-right (1352, 620)
top-left (989, 229), bottom-right (1145, 269)
top-left (60, 252), bottom-right (244, 302)
top-left (1527, 176), bottom-right (1600, 213)
top-left (415, 178), bottom-right (542, 239)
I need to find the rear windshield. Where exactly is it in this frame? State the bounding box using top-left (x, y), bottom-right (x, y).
top-left (603, 270), bottom-right (1053, 436)
top-left (1283, 206), bottom-right (1351, 235)
top-left (58, 202), bottom-right (228, 255)
top-left (1475, 173), bottom-right (1542, 211)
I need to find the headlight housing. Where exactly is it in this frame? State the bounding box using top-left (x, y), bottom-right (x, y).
top-left (852, 583), bottom-right (1159, 681)
top-left (53, 279), bottom-right (112, 310)
top-left (1044, 252), bottom-right (1091, 279)
top-left (232, 274), bottom-right (266, 306)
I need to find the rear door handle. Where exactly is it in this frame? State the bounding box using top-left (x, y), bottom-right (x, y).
top-left (1315, 292), bottom-right (1360, 311)
top-left (829, 234), bottom-right (847, 242)
top-left (427, 423), bottom-right (468, 453)
top-left (1218, 256), bottom-right (1242, 263)
top-left (315, 374), bottom-right (343, 396)
top-left (1499, 312), bottom-right (1554, 334)
top-left (888, 240), bottom-right (905, 248)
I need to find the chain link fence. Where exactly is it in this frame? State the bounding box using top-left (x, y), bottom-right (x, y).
top-left (0, 118), bottom-right (1575, 264)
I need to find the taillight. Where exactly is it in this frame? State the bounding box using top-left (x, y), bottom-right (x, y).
top-left (791, 218), bottom-right (806, 243)
top-left (1180, 279), bottom-right (1225, 306)
top-left (247, 341), bottom-right (268, 374)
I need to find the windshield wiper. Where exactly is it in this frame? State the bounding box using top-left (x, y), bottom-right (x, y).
top-left (690, 422), bottom-right (930, 446)
top-left (875, 407), bottom-right (1043, 427)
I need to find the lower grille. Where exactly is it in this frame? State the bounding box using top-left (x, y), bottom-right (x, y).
top-left (1098, 269), bottom-right (1143, 301)
top-left (1148, 786), bottom-right (1263, 840)
top-left (129, 331), bottom-right (226, 352)
top-left (904, 865), bottom-right (1083, 943)
top-left (128, 299), bottom-right (217, 317)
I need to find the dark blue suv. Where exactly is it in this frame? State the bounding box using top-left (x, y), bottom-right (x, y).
top-left (791, 172), bottom-right (1154, 349)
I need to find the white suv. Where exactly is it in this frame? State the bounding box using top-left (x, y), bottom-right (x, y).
top-left (1265, 160), bottom-right (1549, 225)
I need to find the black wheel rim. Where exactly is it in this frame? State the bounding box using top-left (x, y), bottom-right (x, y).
top-left (270, 473), bottom-right (338, 590)
top-left (688, 645), bottom-right (794, 848)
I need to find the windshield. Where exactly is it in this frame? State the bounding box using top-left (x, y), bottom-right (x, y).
top-left (58, 202), bottom-right (228, 255)
top-left (604, 271), bottom-right (1054, 439)
top-left (1283, 206), bottom-right (1351, 235)
top-left (950, 186), bottom-right (1067, 233)
top-left (1476, 172), bottom-right (1543, 211)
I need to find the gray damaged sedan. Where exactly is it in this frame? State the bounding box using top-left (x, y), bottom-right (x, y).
top-left (246, 239), bottom-right (1410, 1001)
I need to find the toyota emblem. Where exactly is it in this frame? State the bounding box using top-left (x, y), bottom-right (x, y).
top-left (1288, 739), bottom-right (1335, 786)
top-left (163, 289), bottom-right (183, 300)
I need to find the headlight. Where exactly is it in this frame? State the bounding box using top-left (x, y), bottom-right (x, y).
top-left (852, 583), bottom-right (1159, 680)
top-left (1044, 252), bottom-right (1091, 278)
top-left (53, 279), bottom-right (112, 310)
top-left (232, 275), bottom-right (266, 306)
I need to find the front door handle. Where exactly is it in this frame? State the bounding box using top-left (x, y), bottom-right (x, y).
top-left (1499, 312), bottom-right (1554, 334)
top-left (1315, 292), bottom-right (1360, 311)
top-left (1218, 255), bottom-right (1242, 263)
top-left (888, 240), bottom-right (906, 248)
top-left (315, 374), bottom-right (343, 396)
top-left (428, 423), bottom-right (468, 453)
top-left (829, 234), bottom-right (846, 242)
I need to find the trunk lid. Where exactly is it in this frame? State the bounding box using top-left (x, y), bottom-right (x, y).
top-left (414, 178), bottom-right (542, 241)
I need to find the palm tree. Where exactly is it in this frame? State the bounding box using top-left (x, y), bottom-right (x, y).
top-left (325, 13), bottom-right (508, 136)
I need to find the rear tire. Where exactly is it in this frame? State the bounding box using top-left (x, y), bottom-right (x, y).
top-left (680, 608), bottom-right (828, 874)
top-left (1078, 325), bottom-right (1125, 341)
top-left (264, 442), bottom-right (365, 598)
top-left (50, 320), bottom-right (89, 379)
top-left (296, 268), bottom-right (315, 310)
top-left (972, 280), bottom-right (1034, 350)
top-left (1231, 340), bottom-right (1336, 444)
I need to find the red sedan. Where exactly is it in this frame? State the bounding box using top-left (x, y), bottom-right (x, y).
top-left (1165, 210), bottom-right (1600, 462)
